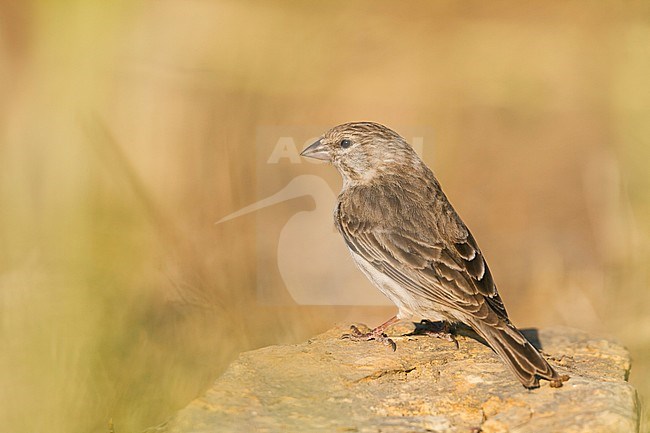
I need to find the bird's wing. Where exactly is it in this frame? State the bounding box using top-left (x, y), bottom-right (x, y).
top-left (336, 197), bottom-right (509, 324)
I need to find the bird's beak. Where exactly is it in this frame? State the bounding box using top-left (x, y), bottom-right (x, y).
top-left (300, 139), bottom-right (330, 161)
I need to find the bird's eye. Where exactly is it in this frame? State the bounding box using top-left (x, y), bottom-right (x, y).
top-left (340, 139), bottom-right (352, 148)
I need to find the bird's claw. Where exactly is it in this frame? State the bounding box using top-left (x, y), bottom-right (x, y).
top-left (425, 330), bottom-right (459, 349)
top-left (341, 325), bottom-right (397, 351)
top-left (417, 320), bottom-right (459, 348)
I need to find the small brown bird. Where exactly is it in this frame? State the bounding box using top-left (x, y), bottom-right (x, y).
top-left (300, 121), bottom-right (568, 389)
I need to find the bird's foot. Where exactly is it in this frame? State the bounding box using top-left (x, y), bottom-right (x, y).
top-left (341, 324), bottom-right (397, 351)
top-left (416, 320), bottom-right (459, 348)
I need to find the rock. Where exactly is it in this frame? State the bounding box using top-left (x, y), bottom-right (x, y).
top-left (161, 325), bottom-right (638, 433)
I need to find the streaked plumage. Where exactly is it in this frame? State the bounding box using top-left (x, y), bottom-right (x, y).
top-left (300, 121), bottom-right (568, 389)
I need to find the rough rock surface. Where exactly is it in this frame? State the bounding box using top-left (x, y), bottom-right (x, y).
top-left (162, 325), bottom-right (638, 433)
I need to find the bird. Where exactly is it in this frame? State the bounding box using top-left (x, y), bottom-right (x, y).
top-left (300, 121), bottom-right (569, 389)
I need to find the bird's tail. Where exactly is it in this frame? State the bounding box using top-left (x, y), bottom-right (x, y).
top-left (469, 320), bottom-right (568, 389)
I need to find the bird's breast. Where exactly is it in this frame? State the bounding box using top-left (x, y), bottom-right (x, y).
top-left (348, 250), bottom-right (415, 319)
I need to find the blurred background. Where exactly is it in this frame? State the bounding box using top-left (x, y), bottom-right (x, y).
top-left (1, 1), bottom-right (649, 432)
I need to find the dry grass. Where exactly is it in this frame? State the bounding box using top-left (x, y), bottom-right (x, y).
top-left (1, 1), bottom-right (649, 432)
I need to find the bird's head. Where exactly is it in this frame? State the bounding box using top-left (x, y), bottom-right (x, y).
top-left (300, 122), bottom-right (422, 186)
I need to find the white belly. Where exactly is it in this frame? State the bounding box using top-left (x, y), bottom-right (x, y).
top-left (349, 250), bottom-right (451, 322)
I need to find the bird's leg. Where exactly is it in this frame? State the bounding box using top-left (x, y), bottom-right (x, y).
top-left (418, 320), bottom-right (459, 348)
top-left (341, 316), bottom-right (400, 351)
